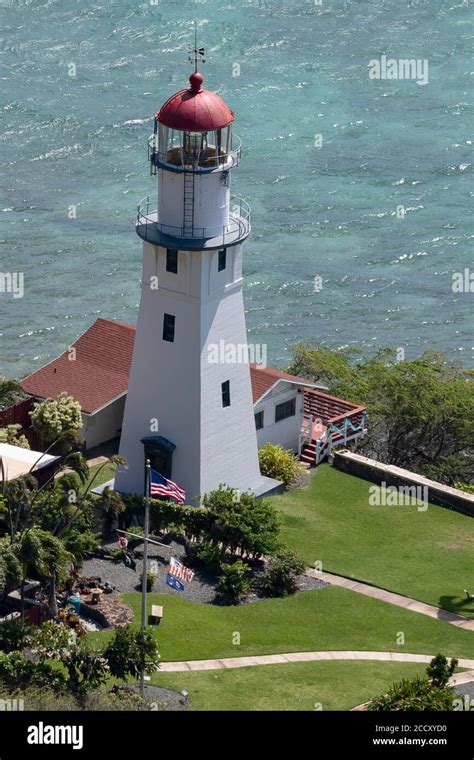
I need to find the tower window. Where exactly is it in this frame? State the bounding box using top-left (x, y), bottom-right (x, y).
top-left (275, 398), bottom-right (296, 423)
top-left (166, 249), bottom-right (178, 273)
top-left (162, 314), bottom-right (175, 343)
top-left (221, 380), bottom-right (231, 408)
top-left (218, 248), bottom-right (227, 272)
top-left (254, 411), bottom-right (264, 430)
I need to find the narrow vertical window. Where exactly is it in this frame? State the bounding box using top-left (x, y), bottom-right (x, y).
top-left (166, 249), bottom-right (178, 273)
top-left (221, 380), bottom-right (231, 408)
top-left (162, 314), bottom-right (175, 343)
top-left (218, 248), bottom-right (227, 272)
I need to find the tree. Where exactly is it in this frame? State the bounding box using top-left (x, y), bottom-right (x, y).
top-left (258, 443), bottom-right (303, 487)
top-left (0, 424), bottom-right (30, 449)
top-left (31, 621), bottom-right (108, 703)
top-left (30, 392), bottom-right (82, 448)
top-left (426, 654), bottom-right (458, 688)
top-left (287, 345), bottom-right (474, 484)
top-left (104, 626), bottom-right (160, 682)
top-left (0, 377), bottom-right (23, 410)
top-left (0, 538), bottom-right (21, 595)
top-left (12, 528), bottom-right (72, 619)
top-left (96, 486), bottom-right (126, 538)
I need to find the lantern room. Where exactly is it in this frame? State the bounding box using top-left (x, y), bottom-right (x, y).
top-left (149, 72), bottom-right (240, 172)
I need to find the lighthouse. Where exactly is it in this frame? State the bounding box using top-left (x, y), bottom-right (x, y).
top-left (115, 67), bottom-right (279, 502)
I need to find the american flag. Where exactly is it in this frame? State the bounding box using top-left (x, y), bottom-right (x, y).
top-left (149, 469), bottom-right (185, 504)
top-left (168, 556), bottom-right (195, 584)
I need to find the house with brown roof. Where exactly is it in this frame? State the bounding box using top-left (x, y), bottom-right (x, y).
top-left (17, 317), bottom-right (367, 466)
top-left (20, 318), bottom-right (135, 450)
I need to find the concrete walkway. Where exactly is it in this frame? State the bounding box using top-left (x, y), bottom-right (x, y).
top-left (160, 651), bottom-right (474, 673)
top-left (306, 569), bottom-right (474, 632)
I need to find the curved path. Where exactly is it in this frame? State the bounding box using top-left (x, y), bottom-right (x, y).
top-left (306, 569), bottom-right (474, 631)
top-left (160, 651), bottom-right (474, 673)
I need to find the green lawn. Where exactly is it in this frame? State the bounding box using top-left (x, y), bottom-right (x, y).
top-left (152, 660), bottom-right (429, 711)
top-left (82, 459), bottom-right (116, 494)
top-left (273, 465), bottom-right (474, 618)
top-left (89, 587), bottom-right (474, 662)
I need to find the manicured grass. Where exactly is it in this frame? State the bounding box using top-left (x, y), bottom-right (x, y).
top-left (83, 460), bottom-right (116, 493)
top-left (89, 587), bottom-right (474, 662)
top-left (273, 465), bottom-right (474, 618)
top-left (152, 660), bottom-right (429, 711)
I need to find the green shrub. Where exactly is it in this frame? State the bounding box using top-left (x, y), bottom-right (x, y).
top-left (258, 443), bottom-right (303, 487)
top-left (203, 487), bottom-right (280, 559)
top-left (368, 655), bottom-right (459, 711)
top-left (0, 651), bottom-right (67, 691)
top-left (215, 561), bottom-right (250, 604)
top-left (254, 550), bottom-right (306, 597)
top-left (0, 619), bottom-right (31, 653)
top-left (426, 654), bottom-right (458, 688)
top-left (367, 676), bottom-right (455, 711)
top-left (186, 541), bottom-right (228, 573)
top-left (104, 626), bottom-right (160, 682)
top-left (139, 571), bottom-right (155, 592)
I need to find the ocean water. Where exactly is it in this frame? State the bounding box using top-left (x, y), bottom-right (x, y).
top-left (0, 0), bottom-right (472, 380)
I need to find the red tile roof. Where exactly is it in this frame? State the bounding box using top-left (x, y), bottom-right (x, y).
top-left (21, 318), bottom-right (136, 414)
top-left (249, 363), bottom-right (318, 403)
top-left (20, 318), bottom-right (337, 414)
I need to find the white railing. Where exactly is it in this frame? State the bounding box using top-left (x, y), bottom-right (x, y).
top-left (136, 194), bottom-right (251, 245)
top-left (300, 412), bottom-right (368, 465)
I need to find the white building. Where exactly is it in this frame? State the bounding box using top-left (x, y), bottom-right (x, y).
top-left (114, 70), bottom-right (281, 501)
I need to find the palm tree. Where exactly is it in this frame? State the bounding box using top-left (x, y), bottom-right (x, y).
top-left (12, 528), bottom-right (73, 619)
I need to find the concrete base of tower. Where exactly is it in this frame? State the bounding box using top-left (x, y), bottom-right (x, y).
top-left (245, 475), bottom-right (284, 499)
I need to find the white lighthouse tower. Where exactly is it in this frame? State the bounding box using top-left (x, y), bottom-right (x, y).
top-left (115, 66), bottom-right (279, 501)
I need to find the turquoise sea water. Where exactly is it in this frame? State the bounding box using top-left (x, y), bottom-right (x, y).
top-left (0, 0), bottom-right (472, 379)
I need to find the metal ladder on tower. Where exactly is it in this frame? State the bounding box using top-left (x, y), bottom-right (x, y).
top-left (183, 170), bottom-right (195, 237)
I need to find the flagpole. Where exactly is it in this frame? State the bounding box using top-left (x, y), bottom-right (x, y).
top-left (140, 458), bottom-right (151, 698)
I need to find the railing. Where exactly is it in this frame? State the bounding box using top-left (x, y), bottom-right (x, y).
top-left (149, 134), bottom-right (242, 174)
top-left (299, 408), bottom-right (368, 465)
top-left (136, 194), bottom-right (251, 246)
top-left (315, 412), bottom-right (368, 464)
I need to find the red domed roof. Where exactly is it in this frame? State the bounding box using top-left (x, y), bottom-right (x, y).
top-left (156, 73), bottom-right (234, 132)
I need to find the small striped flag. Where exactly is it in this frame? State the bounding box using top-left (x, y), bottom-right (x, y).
top-left (150, 469), bottom-right (185, 504)
top-left (168, 556), bottom-right (195, 584)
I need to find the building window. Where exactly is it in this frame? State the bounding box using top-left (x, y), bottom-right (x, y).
top-left (221, 380), bottom-right (231, 408)
top-left (254, 411), bottom-right (264, 430)
top-left (218, 248), bottom-right (227, 272)
top-left (275, 398), bottom-right (296, 423)
top-left (166, 249), bottom-right (178, 273)
top-left (162, 313), bottom-right (175, 343)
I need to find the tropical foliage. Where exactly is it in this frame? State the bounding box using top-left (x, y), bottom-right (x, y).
top-left (258, 442), bottom-right (303, 487)
top-left (367, 655), bottom-right (459, 711)
top-left (29, 392), bottom-right (83, 448)
top-left (287, 345), bottom-right (473, 484)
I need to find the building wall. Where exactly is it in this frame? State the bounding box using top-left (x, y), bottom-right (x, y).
top-left (115, 240), bottom-right (262, 502)
top-left (82, 395), bottom-right (126, 450)
top-left (158, 168), bottom-right (230, 236)
top-left (255, 384), bottom-right (304, 453)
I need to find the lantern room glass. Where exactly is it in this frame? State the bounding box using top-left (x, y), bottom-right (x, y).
top-left (157, 124), bottom-right (232, 169)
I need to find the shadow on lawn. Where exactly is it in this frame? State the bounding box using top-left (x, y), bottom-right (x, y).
top-left (438, 595), bottom-right (474, 618)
